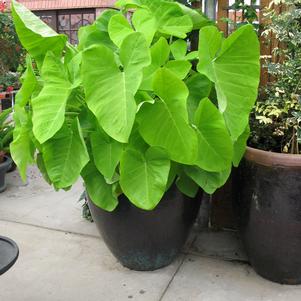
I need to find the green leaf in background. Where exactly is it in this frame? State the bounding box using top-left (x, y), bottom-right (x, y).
top-left (43, 119), bottom-right (89, 189)
top-left (11, 0), bottom-right (67, 67)
top-left (138, 68), bottom-right (198, 164)
top-left (194, 98), bottom-right (233, 172)
top-left (90, 128), bottom-right (123, 180)
top-left (120, 147), bottom-right (170, 210)
top-left (185, 73), bottom-right (212, 123)
top-left (140, 37), bottom-right (170, 90)
top-left (184, 165), bottom-right (231, 194)
top-left (232, 125), bottom-right (250, 167)
top-left (116, 0), bottom-right (193, 39)
top-left (10, 106), bottom-right (35, 182)
top-left (108, 14), bottom-right (134, 47)
top-left (32, 52), bottom-right (71, 144)
top-left (15, 56), bottom-right (37, 107)
top-left (176, 2), bottom-right (213, 30)
top-left (82, 33), bottom-right (150, 143)
top-left (132, 9), bottom-right (157, 45)
top-left (78, 10), bottom-right (119, 51)
top-left (197, 26), bottom-right (222, 81)
top-left (198, 25), bottom-right (260, 141)
top-left (170, 39), bottom-right (187, 60)
top-left (120, 32), bottom-right (151, 73)
top-left (165, 60), bottom-right (191, 79)
top-left (176, 171), bottom-right (199, 198)
top-left (82, 162), bottom-right (118, 212)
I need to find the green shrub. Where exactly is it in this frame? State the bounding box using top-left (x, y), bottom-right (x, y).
top-left (10, 0), bottom-right (260, 210)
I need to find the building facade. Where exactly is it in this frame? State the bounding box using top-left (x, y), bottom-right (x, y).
top-left (6, 0), bottom-right (116, 44)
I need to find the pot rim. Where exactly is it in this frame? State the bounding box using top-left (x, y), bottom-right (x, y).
top-left (0, 155), bottom-right (12, 169)
top-left (245, 146), bottom-right (301, 168)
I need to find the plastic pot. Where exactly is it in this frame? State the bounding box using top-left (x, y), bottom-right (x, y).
top-left (235, 147), bottom-right (301, 284)
top-left (0, 156), bottom-right (12, 193)
top-left (88, 184), bottom-right (202, 271)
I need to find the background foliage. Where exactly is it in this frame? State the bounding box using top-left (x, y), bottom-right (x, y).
top-left (249, 0), bottom-right (301, 153)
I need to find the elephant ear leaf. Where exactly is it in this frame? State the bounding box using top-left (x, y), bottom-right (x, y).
top-left (82, 162), bottom-right (118, 212)
top-left (90, 128), bottom-right (123, 180)
top-left (82, 32), bottom-right (150, 143)
top-left (184, 165), bottom-right (231, 195)
top-left (194, 98), bottom-right (233, 172)
top-left (11, 0), bottom-right (67, 67)
top-left (138, 68), bottom-right (198, 164)
top-left (32, 52), bottom-right (71, 144)
top-left (198, 25), bottom-right (260, 141)
top-left (10, 106), bottom-right (35, 182)
top-left (120, 147), bottom-right (170, 210)
top-left (42, 119), bottom-right (89, 189)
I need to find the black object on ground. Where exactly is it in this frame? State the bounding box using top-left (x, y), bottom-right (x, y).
top-left (0, 236), bottom-right (19, 275)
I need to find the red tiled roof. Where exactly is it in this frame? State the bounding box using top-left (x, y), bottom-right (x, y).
top-left (6, 0), bottom-right (116, 11)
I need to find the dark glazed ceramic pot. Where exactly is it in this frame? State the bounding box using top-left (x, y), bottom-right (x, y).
top-left (88, 184), bottom-right (202, 271)
top-left (0, 156), bottom-right (12, 193)
top-left (235, 147), bottom-right (301, 284)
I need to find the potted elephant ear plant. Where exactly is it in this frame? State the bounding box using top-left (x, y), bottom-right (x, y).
top-left (10, 0), bottom-right (260, 271)
top-left (236, 0), bottom-right (301, 284)
top-left (0, 108), bottom-right (13, 192)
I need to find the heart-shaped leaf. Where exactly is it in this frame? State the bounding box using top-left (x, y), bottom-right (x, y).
top-left (139, 68), bottom-right (198, 164)
top-left (11, 0), bottom-right (67, 67)
top-left (120, 147), bottom-right (170, 210)
top-left (194, 98), bottom-right (233, 172)
top-left (32, 52), bottom-right (71, 144)
top-left (43, 119), bottom-right (89, 189)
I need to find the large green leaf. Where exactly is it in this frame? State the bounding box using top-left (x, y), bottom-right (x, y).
top-left (15, 56), bottom-right (37, 107)
top-left (10, 106), bottom-right (35, 181)
top-left (82, 162), bottom-right (118, 212)
top-left (185, 73), bottom-right (212, 123)
top-left (108, 14), bottom-right (134, 47)
top-left (90, 128), bottom-right (123, 180)
top-left (165, 60), bottom-right (191, 79)
top-left (197, 25), bottom-right (260, 140)
top-left (138, 68), bottom-right (198, 164)
top-left (43, 119), bottom-right (89, 189)
top-left (170, 39), bottom-right (187, 60)
top-left (78, 10), bottom-right (119, 51)
top-left (116, 0), bottom-right (193, 38)
top-left (140, 37), bottom-right (170, 90)
top-left (120, 147), bottom-right (170, 210)
top-left (82, 33), bottom-right (150, 143)
top-left (194, 98), bottom-right (233, 172)
top-left (184, 165), bottom-right (231, 194)
top-left (176, 171), bottom-right (199, 198)
top-left (233, 125), bottom-right (250, 167)
top-left (132, 9), bottom-right (157, 45)
top-left (32, 52), bottom-right (71, 144)
top-left (11, 0), bottom-right (67, 67)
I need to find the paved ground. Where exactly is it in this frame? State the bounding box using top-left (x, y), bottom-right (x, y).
top-left (0, 167), bottom-right (301, 301)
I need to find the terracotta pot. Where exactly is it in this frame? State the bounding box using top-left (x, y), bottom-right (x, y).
top-left (88, 184), bottom-right (202, 271)
top-left (235, 147), bottom-right (301, 284)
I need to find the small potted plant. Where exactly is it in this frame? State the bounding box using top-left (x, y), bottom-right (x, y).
top-left (235, 0), bottom-right (301, 284)
top-left (10, 0), bottom-right (260, 270)
top-left (0, 108), bottom-right (13, 192)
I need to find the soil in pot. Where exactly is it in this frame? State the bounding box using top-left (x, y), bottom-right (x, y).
top-left (234, 147), bottom-right (301, 284)
top-left (0, 156), bottom-right (12, 193)
top-left (88, 184), bottom-right (202, 271)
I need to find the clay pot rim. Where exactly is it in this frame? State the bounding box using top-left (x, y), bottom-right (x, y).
top-left (245, 146), bottom-right (301, 168)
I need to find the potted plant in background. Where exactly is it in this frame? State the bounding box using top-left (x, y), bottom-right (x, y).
top-left (235, 0), bottom-right (301, 284)
top-left (10, 0), bottom-right (259, 270)
top-left (0, 108), bottom-right (13, 192)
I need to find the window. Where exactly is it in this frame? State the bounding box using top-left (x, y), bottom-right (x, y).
top-left (36, 9), bottom-right (96, 45)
